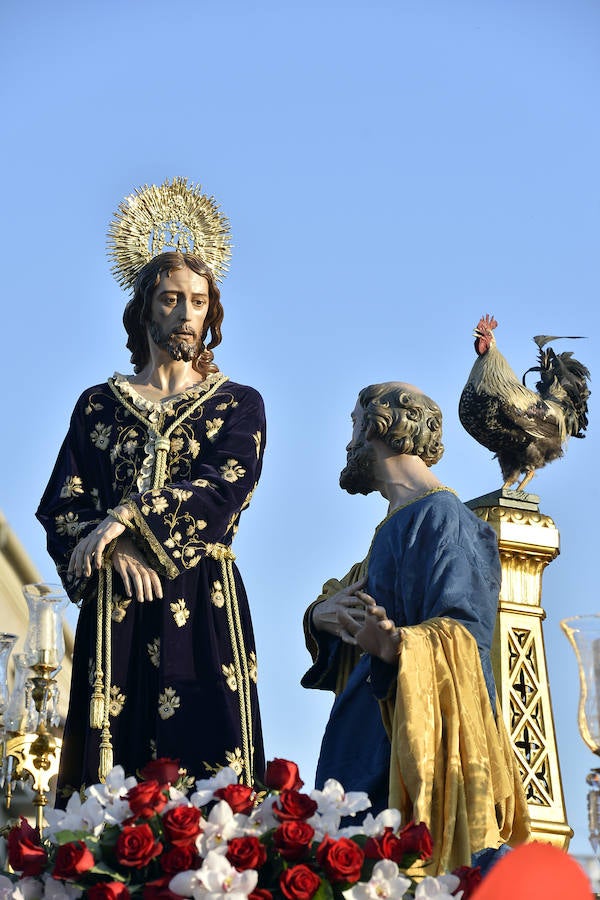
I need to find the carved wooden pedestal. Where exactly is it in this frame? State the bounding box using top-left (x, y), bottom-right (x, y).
top-left (467, 489), bottom-right (572, 848)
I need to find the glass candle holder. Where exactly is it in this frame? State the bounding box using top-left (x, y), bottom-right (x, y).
top-left (0, 633), bottom-right (18, 718)
top-left (22, 583), bottom-right (68, 670)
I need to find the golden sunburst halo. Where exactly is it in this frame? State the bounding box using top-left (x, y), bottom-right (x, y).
top-left (107, 176), bottom-right (232, 289)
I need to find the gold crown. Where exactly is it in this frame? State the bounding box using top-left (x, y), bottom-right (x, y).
top-left (107, 177), bottom-right (232, 289)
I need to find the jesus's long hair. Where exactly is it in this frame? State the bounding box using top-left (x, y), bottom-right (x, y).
top-left (123, 252), bottom-right (224, 378)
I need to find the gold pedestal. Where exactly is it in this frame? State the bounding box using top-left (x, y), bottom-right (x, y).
top-left (467, 489), bottom-right (572, 848)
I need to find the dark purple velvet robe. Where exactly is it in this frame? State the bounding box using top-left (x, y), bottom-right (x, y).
top-left (37, 373), bottom-right (265, 795)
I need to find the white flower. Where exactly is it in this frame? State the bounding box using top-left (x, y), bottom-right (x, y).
top-left (11, 877), bottom-right (44, 900)
top-left (41, 874), bottom-right (83, 900)
top-left (356, 808), bottom-right (402, 837)
top-left (44, 791), bottom-right (106, 840)
top-left (170, 850), bottom-right (258, 900)
top-left (307, 810), bottom-right (342, 841)
top-left (0, 875), bottom-right (18, 900)
top-left (343, 861), bottom-right (412, 900)
top-left (191, 767), bottom-right (238, 807)
top-left (414, 875), bottom-right (461, 899)
top-left (311, 778), bottom-right (371, 817)
top-left (196, 801), bottom-right (247, 856)
top-left (240, 796), bottom-right (278, 836)
top-left (164, 786), bottom-right (194, 812)
top-left (84, 765), bottom-right (137, 825)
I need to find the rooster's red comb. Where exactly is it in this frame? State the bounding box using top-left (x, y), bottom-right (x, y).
top-left (476, 314), bottom-right (498, 333)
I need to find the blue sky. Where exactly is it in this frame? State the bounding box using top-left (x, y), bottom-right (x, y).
top-left (1, 0), bottom-right (599, 858)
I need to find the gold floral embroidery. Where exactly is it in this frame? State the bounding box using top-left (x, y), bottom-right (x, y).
top-left (225, 748), bottom-right (244, 776)
top-left (220, 459), bottom-right (246, 483)
top-left (60, 476), bottom-right (84, 499)
top-left (109, 685), bottom-right (126, 717)
top-left (149, 494), bottom-right (169, 515)
top-left (206, 418), bottom-right (224, 441)
top-left (171, 437), bottom-right (184, 454)
top-left (189, 438), bottom-right (201, 458)
top-left (248, 651), bottom-right (258, 684)
top-left (85, 400), bottom-right (104, 415)
top-left (191, 478), bottom-right (209, 488)
top-left (215, 402), bottom-right (228, 411)
top-left (112, 595), bottom-right (132, 623)
top-left (158, 687), bottom-right (181, 719)
top-left (253, 431), bottom-right (261, 458)
top-left (55, 512), bottom-right (85, 536)
top-left (90, 423), bottom-right (112, 450)
top-left (171, 599), bottom-right (190, 627)
top-left (172, 488), bottom-right (193, 502)
top-left (211, 581), bottom-right (225, 608)
top-left (147, 638), bottom-right (160, 668)
top-left (222, 663), bottom-right (238, 691)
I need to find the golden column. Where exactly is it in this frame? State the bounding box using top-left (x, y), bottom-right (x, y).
top-left (467, 488), bottom-right (572, 848)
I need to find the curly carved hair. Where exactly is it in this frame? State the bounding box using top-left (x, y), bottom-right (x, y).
top-left (358, 382), bottom-right (444, 467)
top-left (122, 252), bottom-right (224, 377)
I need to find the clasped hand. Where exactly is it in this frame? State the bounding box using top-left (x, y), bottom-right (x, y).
top-left (312, 577), bottom-right (375, 644)
top-left (68, 515), bottom-right (163, 603)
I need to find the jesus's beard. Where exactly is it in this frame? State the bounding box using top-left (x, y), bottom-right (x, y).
top-left (339, 443), bottom-right (376, 496)
top-left (148, 322), bottom-right (202, 363)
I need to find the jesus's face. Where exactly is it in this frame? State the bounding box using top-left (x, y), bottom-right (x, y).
top-left (147, 266), bottom-right (210, 362)
top-left (339, 400), bottom-right (377, 495)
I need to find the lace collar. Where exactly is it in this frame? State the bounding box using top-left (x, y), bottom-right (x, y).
top-left (111, 371), bottom-right (225, 415)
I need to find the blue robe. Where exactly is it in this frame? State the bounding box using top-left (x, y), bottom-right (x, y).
top-left (302, 489), bottom-right (501, 814)
top-left (37, 373), bottom-right (265, 794)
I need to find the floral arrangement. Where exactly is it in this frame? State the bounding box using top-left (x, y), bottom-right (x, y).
top-left (0, 758), bottom-right (481, 900)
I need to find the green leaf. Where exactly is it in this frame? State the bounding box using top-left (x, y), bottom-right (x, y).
top-left (314, 880), bottom-right (334, 900)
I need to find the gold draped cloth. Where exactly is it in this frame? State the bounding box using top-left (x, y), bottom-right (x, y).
top-left (379, 617), bottom-right (530, 874)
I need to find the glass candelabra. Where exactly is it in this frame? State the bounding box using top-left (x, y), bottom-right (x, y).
top-left (0, 583), bottom-right (68, 829)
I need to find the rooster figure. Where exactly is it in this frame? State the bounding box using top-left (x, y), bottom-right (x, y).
top-left (458, 314), bottom-right (591, 491)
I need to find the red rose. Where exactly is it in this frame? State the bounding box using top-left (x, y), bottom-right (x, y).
top-left (52, 840), bottom-right (95, 880)
top-left (249, 890), bottom-right (273, 900)
top-left (143, 876), bottom-right (182, 900)
top-left (127, 780), bottom-right (168, 819)
top-left (140, 758), bottom-right (181, 785)
top-left (364, 828), bottom-right (405, 863)
top-left (273, 821), bottom-right (315, 861)
top-left (279, 864), bottom-right (321, 900)
top-left (452, 865), bottom-right (482, 899)
top-left (160, 843), bottom-right (199, 875)
top-left (7, 817), bottom-right (48, 876)
top-left (264, 759), bottom-right (304, 792)
top-left (226, 836), bottom-right (267, 871)
top-left (116, 823), bottom-right (163, 868)
top-left (214, 783), bottom-right (255, 814)
top-left (88, 883), bottom-right (131, 900)
top-left (316, 835), bottom-right (364, 884)
top-left (397, 821), bottom-right (433, 861)
top-left (273, 790), bottom-right (318, 822)
top-left (162, 806), bottom-right (203, 845)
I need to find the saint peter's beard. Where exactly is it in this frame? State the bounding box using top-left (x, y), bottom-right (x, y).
top-left (148, 321), bottom-right (201, 362)
top-left (339, 440), bottom-right (376, 496)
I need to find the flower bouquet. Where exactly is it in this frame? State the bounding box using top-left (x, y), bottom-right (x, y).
top-left (0, 758), bottom-right (481, 900)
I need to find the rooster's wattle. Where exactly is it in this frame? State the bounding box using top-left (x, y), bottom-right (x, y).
top-left (458, 314), bottom-right (591, 490)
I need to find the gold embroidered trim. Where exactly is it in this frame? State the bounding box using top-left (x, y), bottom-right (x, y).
top-left (221, 557), bottom-right (253, 783)
top-left (126, 502), bottom-right (180, 579)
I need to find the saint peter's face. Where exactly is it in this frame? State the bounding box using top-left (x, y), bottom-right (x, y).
top-left (339, 399), bottom-right (377, 495)
top-left (148, 266), bottom-right (210, 362)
